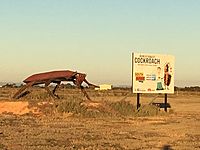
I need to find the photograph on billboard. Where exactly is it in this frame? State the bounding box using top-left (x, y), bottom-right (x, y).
top-left (132, 53), bottom-right (175, 94)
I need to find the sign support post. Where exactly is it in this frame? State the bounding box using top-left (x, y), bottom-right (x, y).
top-left (137, 93), bottom-right (140, 109)
top-left (164, 94), bottom-right (168, 112)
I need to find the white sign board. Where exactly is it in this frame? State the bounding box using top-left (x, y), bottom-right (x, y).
top-left (132, 53), bottom-right (175, 93)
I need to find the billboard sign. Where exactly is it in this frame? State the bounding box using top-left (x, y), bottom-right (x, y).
top-left (132, 53), bottom-right (175, 93)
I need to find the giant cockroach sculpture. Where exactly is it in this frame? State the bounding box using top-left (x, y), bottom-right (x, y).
top-left (13, 70), bottom-right (99, 100)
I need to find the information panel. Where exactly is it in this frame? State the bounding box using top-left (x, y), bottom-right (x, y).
top-left (132, 53), bottom-right (175, 93)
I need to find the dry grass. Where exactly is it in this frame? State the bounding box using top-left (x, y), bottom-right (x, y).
top-left (0, 87), bottom-right (164, 118)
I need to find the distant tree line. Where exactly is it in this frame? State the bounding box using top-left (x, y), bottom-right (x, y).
top-left (175, 86), bottom-right (200, 92)
top-left (1, 83), bottom-right (19, 88)
top-left (1, 83), bottom-right (200, 92)
top-left (109, 86), bottom-right (200, 92)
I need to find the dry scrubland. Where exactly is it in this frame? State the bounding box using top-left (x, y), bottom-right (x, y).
top-left (0, 87), bottom-right (200, 150)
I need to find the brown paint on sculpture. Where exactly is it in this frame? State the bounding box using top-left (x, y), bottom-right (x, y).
top-left (13, 70), bottom-right (99, 100)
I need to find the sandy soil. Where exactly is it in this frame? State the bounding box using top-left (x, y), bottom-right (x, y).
top-left (0, 101), bottom-right (39, 115)
top-left (0, 89), bottom-right (199, 150)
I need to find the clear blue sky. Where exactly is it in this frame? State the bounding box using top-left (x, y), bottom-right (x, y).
top-left (0, 0), bottom-right (200, 86)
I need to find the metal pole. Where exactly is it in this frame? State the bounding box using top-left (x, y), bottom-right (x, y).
top-left (137, 93), bottom-right (140, 109)
top-left (164, 94), bottom-right (168, 112)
